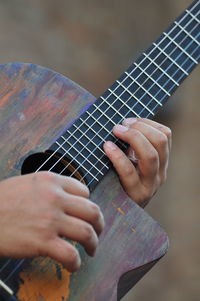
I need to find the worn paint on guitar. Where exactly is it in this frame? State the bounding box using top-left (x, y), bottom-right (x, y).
top-left (18, 259), bottom-right (71, 300)
top-left (0, 63), bottom-right (168, 300)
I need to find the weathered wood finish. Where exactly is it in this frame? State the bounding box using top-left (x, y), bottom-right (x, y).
top-left (0, 63), bottom-right (168, 301)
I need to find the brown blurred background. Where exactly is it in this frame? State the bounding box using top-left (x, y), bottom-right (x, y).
top-left (0, 0), bottom-right (199, 300)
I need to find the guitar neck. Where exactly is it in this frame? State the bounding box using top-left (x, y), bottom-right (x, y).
top-left (50, 0), bottom-right (200, 190)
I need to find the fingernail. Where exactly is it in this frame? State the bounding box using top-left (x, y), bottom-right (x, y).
top-left (123, 118), bottom-right (137, 126)
top-left (75, 254), bottom-right (81, 270)
top-left (105, 141), bottom-right (117, 150)
top-left (114, 124), bottom-right (129, 133)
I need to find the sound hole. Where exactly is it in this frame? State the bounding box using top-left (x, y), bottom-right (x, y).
top-left (21, 151), bottom-right (85, 183)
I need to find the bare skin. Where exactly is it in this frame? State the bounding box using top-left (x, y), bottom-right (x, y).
top-left (0, 118), bottom-right (171, 271)
top-left (104, 118), bottom-right (172, 207)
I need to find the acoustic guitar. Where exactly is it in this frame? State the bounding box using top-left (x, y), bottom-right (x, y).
top-left (0, 1), bottom-right (199, 300)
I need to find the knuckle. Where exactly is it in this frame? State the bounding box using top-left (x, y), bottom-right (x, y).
top-left (90, 203), bottom-right (101, 221)
top-left (131, 129), bottom-right (141, 138)
top-left (159, 125), bottom-right (172, 138)
top-left (147, 149), bottom-right (158, 164)
top-left (66, 247), bottom-right (79, 265)
top-left (41, 188), bottom-right (61, 208)
top-left (124, 164), bottom-right (135, 177)
top-left (158, 132), bottom-right (168, 147)
top-left (82, 224), bottom-right (94, 242)
top-left (40, 211), bottom-right (58, 233)
top-left (141, 187), bottom-right (154, 203)
top-left (48, 189), bottom-right (62, 203)
top-left (164, 126), bottom-right (172, 138)
top-left (36, 171), bottom-right (55, 183)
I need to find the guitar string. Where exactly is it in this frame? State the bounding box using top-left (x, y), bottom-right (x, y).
top-left (60, 33), bottom-right (200, 185)
top-left (4, 48), bottom-right (200, 288)
top-left (1, 1), bottom-right (199, 285)
top-left (50, 17), bottom-right (200, 182)
top-left (2, 23), bottom-right (200, 289)
top-left (34, 0), bottom-right (199, 175)
top-left (36, 15), bottom-right (200, 189)
top-left (0, 1), bottom-right (198, 276)
top-left (0, 4), bottom-right (199, 282)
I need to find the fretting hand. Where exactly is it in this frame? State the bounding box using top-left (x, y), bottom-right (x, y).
top-left (104, 118), bottom-right (172, 207)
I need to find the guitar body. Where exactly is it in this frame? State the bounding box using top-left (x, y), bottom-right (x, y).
top-left (0, 63), bottom-right (168, 300)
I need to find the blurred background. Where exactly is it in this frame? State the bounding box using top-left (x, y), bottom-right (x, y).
top-left (0, 0), bottom-right (199, 300)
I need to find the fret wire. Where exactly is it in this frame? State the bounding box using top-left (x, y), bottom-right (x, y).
top-left (60, 114), bottom-right (128, 182)
top-left (118, 20), bottom-right (199, 112)
top-left (99, 95), bottom-right (125, 120)
top-left (146, 47), bottom-right (200, 116)
top-left (37, 3), bottom-right (196, 175)
top-left (48, 96), bottom-right (128, 181)
top-left (84, 111), bottom-right (115, 137)
top-left (56, 139), bottom-right (105, 176)
top-left (36, 2), bottom-right (198, 182)
top-left (71, 3), bottom-right (199, 163)
top-left (124, 72), bottom-right (162, 107)
top-left (42, 117), bottom-right (109, 179)
top-left (186, 8), bottom-right (200, 24)
top-left (87, 45), bottom-right (200, 184)
top-left (55, 140), bottom-right (104, 176)
top-left (49, 19), bottom-right (199, 182)
top-left (65, 122), bottom-right (108, 159)
top-left (55, 141), bottom-right (100, 180)
top-left (174, 20), bottom-right (200, 46)
top-left (93, 102), bottom-right (123, 124)
top-left (107, 88), bottom-right (144, 116)
top-left (133, 62), bottom-right (171, 96)
top-left (124, 11), bottom-right (198, 92)
top-left (110, 11), bottom-right (198, 112)
top-left (85, 109), bottom-right (127, 149)
top-left (153, 41), bottom-right (190, 75)
top-left (116, 78), bottom-right (156, 114)
top-left (86, 59), bottom-right (199, 188)
top-left (3, 3), bottom-right (200, 283)
top-left (60, 134), bottom-right (109, 170)
top-left (143, 52), bottom-right (181, 85)
top-left (163, 32), bottom-right (198, 64)
top-left (45, 41), bottom-right (200, 189)
top-left (73, 122), bottom-right (106, 154)
top-left (48, 123), bottom-right (107, 176)
top-left (79, 116), bottom-right (112, 146)
top-left (124, 6), bottom-right (196, 84)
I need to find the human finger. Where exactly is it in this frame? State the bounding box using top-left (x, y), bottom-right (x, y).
top-left (123, 119), bottom-right (170, 175)
top-left (112, 124), bottom-right (159, 183)
top-left (45, 237), bottom-right (81, 272)
top-left (103, 141), bottom-right (141, 195)
top-left (60, 194), bottom-right (104, 236)
top-left (58, 213), bottom-right (99, 257)
top-left (123, 118), bottom-right (172, 150)
top-left (47, 172), bottom-right (90, 198)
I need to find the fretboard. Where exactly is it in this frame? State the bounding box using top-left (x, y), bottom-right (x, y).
top-left (49, 0), bottom-right (200, 190)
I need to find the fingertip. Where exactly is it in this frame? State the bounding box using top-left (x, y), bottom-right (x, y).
top-left (104, 141), bottom-right (117, 153)
top-left (65, 250), bottom-right (81, 272)
top-left (113, 124), bottom-right (129, 134)
top-left (122, 118), bottom-right (138, 127)
top-left (46, 238), bottom-right (82, 273)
